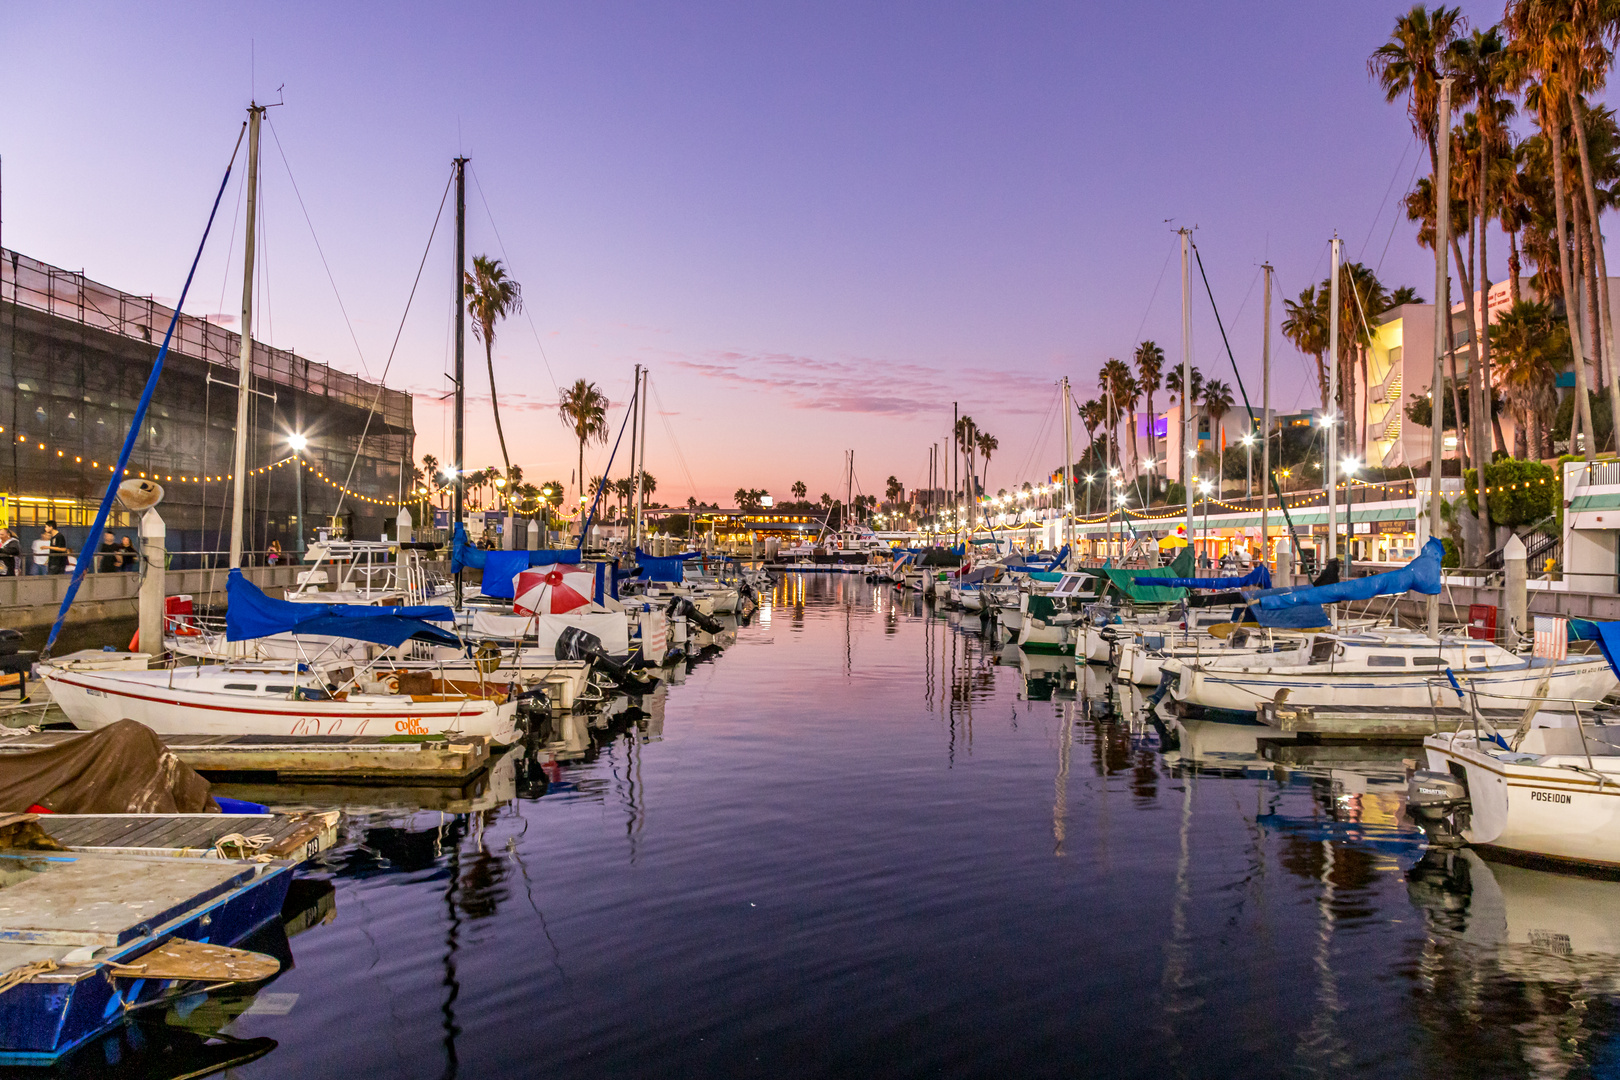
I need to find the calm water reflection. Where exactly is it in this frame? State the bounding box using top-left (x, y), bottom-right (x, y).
top-left (212, 575), bottom-right (1620, 1079)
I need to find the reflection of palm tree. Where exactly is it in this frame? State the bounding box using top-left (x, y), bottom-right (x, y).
top-left (559, 380), bottom-right (610, 507)
top-left (463, 255), bottom-right (523, 474)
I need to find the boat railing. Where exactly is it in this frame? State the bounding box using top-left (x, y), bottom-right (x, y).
top-left (1424, 674), bottom-right (1619, 767)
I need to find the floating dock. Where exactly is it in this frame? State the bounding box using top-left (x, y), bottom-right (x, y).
top-left (1256, 700), bottom-right (1597, 739)
top-left (0, 729), bottom-right (492, 784)
top-left (27, 811), bottom-right (341, 862)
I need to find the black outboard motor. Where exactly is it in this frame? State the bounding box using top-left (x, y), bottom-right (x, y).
top-left (667, 595), bottom-right (724, 635)
top-left (1406, 769), bottom-right (1471, 847)
top-left (555, 625), bottom-right (660, 695)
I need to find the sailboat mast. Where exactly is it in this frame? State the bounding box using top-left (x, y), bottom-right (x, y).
top-left (1061, 376), bottom-right (1074, 565)
top-left (227, 103), bottom-right (263, 571)
top-left (1260, 262), bottom-right (1273, 569)
top-left (1327, 235), bottom-right (1341, 564)
top-left (1427, 80), bottom-right (1452, 637)
top-left (631, 364), bottom-right (645, 550)
top-left (453, 156), bottom-right (468, 608)
top-left (1180, 228), bottom-right (1194, 563)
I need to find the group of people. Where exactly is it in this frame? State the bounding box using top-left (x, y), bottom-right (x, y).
top-left (0, 524), bottom-right (137, 577)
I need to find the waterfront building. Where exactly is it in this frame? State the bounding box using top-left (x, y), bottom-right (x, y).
top-left (0, 249), bottom-right (414, 567)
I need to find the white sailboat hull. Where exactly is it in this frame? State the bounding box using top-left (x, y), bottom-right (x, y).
top-left (39, 665), bottom-right (521, 743)
top-left (1426, 732), bottom-right (1620, 868)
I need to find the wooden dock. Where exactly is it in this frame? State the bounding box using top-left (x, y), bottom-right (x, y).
top-left (31, 811), bottom-right (340, 862)
top-left (0, 729), bottom-right (492, 784)
top-left (1257, 700), bottom-right (1563, 738)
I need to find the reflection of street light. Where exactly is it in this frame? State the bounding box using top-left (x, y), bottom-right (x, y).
top-left (287, 433), bottom-right (307, 556)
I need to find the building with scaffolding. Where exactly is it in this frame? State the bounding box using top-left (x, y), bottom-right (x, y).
top-left (0, 248), bottom-right (414, 567)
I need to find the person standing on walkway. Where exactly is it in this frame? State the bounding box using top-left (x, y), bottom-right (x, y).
top-left (118, 536), bottom-right (137, 571)
top-left (46, 524), bottom-right (68, 575)
top-left (0, 530), bottom-right (19, 577)
top-left (98, 531), bottom-right (119, 573)
top-left (32, 528), bottom-right (51, 575)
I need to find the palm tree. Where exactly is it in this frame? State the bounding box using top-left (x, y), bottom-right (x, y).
top-left (885, 475), bottom-right (904, 507)
top-left (1134, 341), bottom-right (1165, 480)
top-left (463, 255), bottom-right (523, 474)
top-left (1098, 357), bottom-right (1138, 471)
top-left (1505, 2), bottom-right (1597, 461)
top-left (975, 432), bottom-right (998, 496)
top-left (559, 379), bottom-right (611, 506)
top-left (792, 480), bottom-right (807, 500)
top-left (1282, 285), bottom-right (1331, 414)
top-left (954, 415), bottom-right (980, 518)
top-left (1492, 299), bottom-right (1567, 459)
top-left (1370, 5), bottom-right (1465, 177)
top-left (1163, 365), bottom-right (1203, 482)
top-left (1202, 379), bottom-right (1234, 470)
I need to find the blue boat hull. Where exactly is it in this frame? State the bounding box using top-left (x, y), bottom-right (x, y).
top-left (0, 863), bottom-right (294, 1064)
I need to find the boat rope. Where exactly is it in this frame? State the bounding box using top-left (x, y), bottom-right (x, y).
top-left (0, 958), bottom-right (59, 994)
top-left (213, 832), bottom-right (277, 861)
top-left (42, 122), bottom-right (248, 661)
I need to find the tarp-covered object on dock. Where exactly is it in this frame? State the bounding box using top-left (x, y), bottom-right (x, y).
top-left (0, 719), bottom-right (216, 814)
top-left (1099, 545), bottom-right (1194, 603)
top-left (225, 569), bottom-right (458, 646)
top-left (1258, 539), bottom-right (1443, 610)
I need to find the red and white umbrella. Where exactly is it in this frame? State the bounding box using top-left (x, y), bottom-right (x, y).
top-left (513, 565), bottom-right (596, 616)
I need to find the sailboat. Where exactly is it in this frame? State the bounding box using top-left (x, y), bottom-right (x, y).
top-left (37, 109), bottom-right (523, 742)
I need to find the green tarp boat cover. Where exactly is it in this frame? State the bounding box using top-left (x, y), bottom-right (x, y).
top-left (1099, 545), bottom-right (1194, 604)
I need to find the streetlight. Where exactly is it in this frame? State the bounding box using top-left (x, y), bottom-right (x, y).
top-left (287, 433), bottom-right (307, 557)
top-left (1241, 432), bottom-right (1256, 499)
top-left (1341, 456), bottom-right (1361, 573)
top-left (1198, 478), bottom-right (1214, 568)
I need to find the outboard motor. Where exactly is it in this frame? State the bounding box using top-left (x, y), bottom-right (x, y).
top-left (667, 595), bottom-right (724, 635)
top-left (509, 684), bottom-right (550, 725)
top-left (555, 625), bottom-right (661, 696)
top-left (1405, 769), bottom-right (1471, 847)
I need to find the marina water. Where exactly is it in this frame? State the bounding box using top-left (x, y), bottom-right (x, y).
top-left (219, 574), bottom-right (1620, 1078)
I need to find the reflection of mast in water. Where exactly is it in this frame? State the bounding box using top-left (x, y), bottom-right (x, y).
top-left (441, 818), bottom-right (463, 1080)
top-left (1295, 841), bottom-right (1347, 1072)
top-left (618, 727), bottom-right (645, 863)
top-left (1157, 768), bottom-right (1199, 1071)
top-left (1053, 700), bottom-right (1073, 856)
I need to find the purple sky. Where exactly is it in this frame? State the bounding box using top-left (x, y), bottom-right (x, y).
top-left (0, 1), bottom-right (1570, 505)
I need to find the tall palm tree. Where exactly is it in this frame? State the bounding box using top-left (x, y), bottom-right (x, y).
top-left (975, 432), bottom-right (998, 495)
top-left (1371, 5), bottom-right (1466, 176)
top-left (954, 415), bottom-right (980, 520)
top-left (792, 480), bottom-right (807, 500)
top-left (1077, 398), bottom-right (1107, 481)
top-left (1134, 341), bottom-right (1165, 480)
top-left (1506, 2), bottom-right (1598, 461)
top-left (1492, 299), bottom-right (1567, 459)
top-left (558, 379), bottom-right (611, 507)
top-left (463, 255), bottom-right (523, 475)
top-left (1282, 286), bottom-right (1331, 411)
top-left (1099, 358), bottom-right (1139, 472)
top-left (1202, 379), bottom-right (1235, 484)
top-left (1164, 365), bottom-right (1204, 482)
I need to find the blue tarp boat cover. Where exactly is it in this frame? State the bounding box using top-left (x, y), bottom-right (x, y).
top-left (1586, 622), bottom-right (1620, 682)
top-left (451, 525), bottom-right (585, 598)
top-left (1140, 565), bottom-right (1272, 590)
top-left (1234, 602), bottom-right (1332, 630)
top-left (635, 548), bottom-right (703, 583)
top-left (225, 570), bottom-right (459, 647)
top-left (1258, 538), bottom-right (1444, 610)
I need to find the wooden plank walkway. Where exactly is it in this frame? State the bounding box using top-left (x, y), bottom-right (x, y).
top-left (1256, 701), bottom-right (1593, 738)
top-left (35, 811), bottom-right (340, 862)
top-left (0, 729), bottom-right (491, 783)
